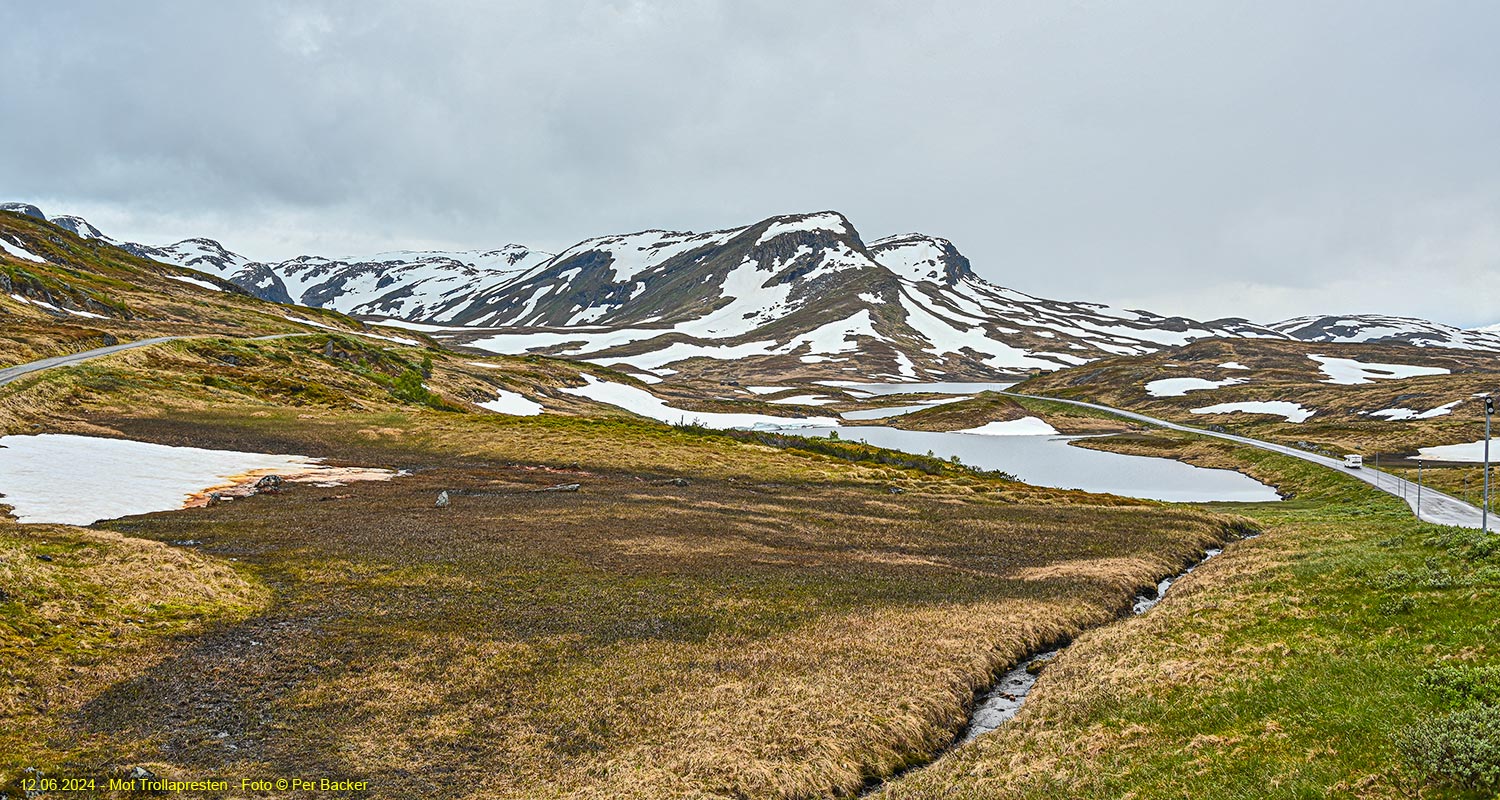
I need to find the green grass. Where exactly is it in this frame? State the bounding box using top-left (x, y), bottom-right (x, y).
top-left (875, 430), bottom-right (1500, 799)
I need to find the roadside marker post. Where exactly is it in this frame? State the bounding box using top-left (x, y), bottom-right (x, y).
top-left (1485, 395), bottom-right (1493, 534)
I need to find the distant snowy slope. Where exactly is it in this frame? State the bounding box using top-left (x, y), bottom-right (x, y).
top-left (268, 246), bottom-right (552, 321)
top-left (1271, 314), bottom-right (1500, 352)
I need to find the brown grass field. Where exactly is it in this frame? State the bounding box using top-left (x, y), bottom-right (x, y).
top-left (0, 344), bottom-right (1254, 799)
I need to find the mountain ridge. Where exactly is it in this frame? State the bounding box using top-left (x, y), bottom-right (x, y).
top-left (6, 202), bottom-right (1497, 380)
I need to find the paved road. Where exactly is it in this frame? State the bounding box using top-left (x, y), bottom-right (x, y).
top-left (0, 336), bottom-right (188, 387)
top-left (0, 333), bottom-right (309, 388)
top-left (1004, 391), bottom-right (1490, 530)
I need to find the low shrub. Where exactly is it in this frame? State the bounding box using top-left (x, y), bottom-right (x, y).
top-left (1395, 704), bottom-right (1500, 792)
top-left (1420, 664), bottom-right (1500, 708)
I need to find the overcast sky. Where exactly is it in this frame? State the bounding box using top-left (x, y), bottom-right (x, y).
top-left (3, 1), bottom-right (1497, 326)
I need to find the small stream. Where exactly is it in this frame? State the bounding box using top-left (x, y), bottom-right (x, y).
top-left (863, 541), bottom-right (1240, 795)
top-left (958, 545), bottom-right (1226, 742)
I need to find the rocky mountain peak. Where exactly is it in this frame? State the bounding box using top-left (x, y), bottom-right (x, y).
top-left (868, 233), bottom-right (974, 285)
top-left (0, 202), bottom-right (47, 221)
top-left (48, 215), bottom-right (107, 240)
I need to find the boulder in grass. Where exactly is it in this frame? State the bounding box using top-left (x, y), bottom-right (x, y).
top-left (436, 490), bottom-right (450, 508)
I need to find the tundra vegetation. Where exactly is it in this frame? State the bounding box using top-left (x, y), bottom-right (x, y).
top-left (2, 339), bottom-right (1243, 799)
top-left (3, 213), bottom-right (1497, 798)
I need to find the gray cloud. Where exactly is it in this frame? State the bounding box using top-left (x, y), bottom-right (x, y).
top-left (2, 0), bottom-right (1497, 325)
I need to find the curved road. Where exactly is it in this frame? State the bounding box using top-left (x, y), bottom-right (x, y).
top-left (1004, 390), bottom-right (1489, 530)
top-left (0, 336), bottom-right (188, 387)
top-left (0, 333), bottom-right (312, 388)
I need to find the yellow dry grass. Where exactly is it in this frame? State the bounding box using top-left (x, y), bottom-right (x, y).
top-left (0, 523), bottom-right (269, 768)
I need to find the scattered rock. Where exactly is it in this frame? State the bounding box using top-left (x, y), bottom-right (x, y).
top-left (435, 490), bottom-right (450, 508)
top-left (35, 554), bottom-right (53, 562)
top-left (532, 483), bottom-right (581, 493)
top-left (254, 474), bottom-right (285, 492)
top-left (18, 766), bottom-right (45, 799)
top-left (651, 477), bottom-right (690, 487)
top-left (169, 539), bottom-right (202, 547)
top-left (207, 491), bottom-right (225, 505)
top-left (128, 766), bottom-right (155, 781)
top-left (887, 486), bottom-right (905, 495)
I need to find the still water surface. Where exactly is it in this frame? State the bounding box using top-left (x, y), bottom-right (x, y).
top-left (782, 425), bottom-right (1280, 503)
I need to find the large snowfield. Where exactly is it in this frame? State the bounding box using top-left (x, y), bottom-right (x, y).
top-left (560, 375), bottom-right (839, 430)
top-left (0, 434), bottom-right (396, 525)
top-left (1145, 377), bottom-right (1246, 397)
top-left (1415, 439), bottom-right (1498, 463)
top-left (1309, 354), bottom-right (1449, 385)
top-left (1190, 400), bottom-right (1316, 423)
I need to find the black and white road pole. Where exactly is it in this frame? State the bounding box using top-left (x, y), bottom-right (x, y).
top-left (1485, 395), bottom-right (1493, 534)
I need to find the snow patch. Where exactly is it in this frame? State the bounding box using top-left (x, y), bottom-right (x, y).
top-left (477, 389), bottom-right (544, 416)
top-left (1309, 354), bottom-right (1451, 385)
top-left (755, 213), bottom-right (848, 245)
top-left (1191, 401), bottom-right (1314, 423)
top-left (1145, 377), bottom-right (1246, 397)
top-left (0, 238), bottom-right (47, 263)
top-left (767, 395), bottom-right (836, 406)
top-left (0, 434), bottom-right (396, 526)
top-left (1368, 400), bottom-right (1461, 421)
top-left (560, 375), bottom-right (837, 430)
top-left (958, 417), bottom-right (1060, 436)
top-left (1414, 439), bottom-right (1496, 462)
top-left (163, 273), bottom-right (224, 291)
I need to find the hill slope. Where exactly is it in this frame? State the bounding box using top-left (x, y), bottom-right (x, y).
top-left (0, 208), bottom-right (429, 367)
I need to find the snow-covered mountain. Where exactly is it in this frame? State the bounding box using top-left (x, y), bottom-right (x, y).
top-left (1271, 315), bottom-right (1500, 352)
top-left (9, 201), bottom-right (1494, 380)
top-left (127, 240), bottom-right (555, 321)
top-left (393, 211), bottom-right (1288, 380)
top-left (1, 203), bottom-right (552, 322)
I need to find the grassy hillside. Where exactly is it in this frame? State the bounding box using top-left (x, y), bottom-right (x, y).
top-left (1015, 338), bottom-right (1499, 457)
top-left (0, 210), bottom-right (432, 366)
top-left (876, 427), bottom-right (1500, 799)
